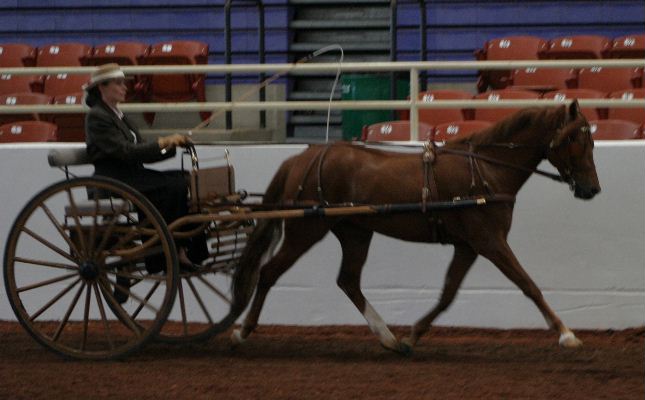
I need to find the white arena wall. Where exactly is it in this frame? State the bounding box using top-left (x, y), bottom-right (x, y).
top-left (0, 142), bottom-right (643, 329)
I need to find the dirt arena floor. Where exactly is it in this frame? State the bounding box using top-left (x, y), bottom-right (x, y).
top-left (0, 322), bottom-right (643, 400)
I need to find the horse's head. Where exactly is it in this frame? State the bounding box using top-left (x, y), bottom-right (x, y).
top-left (547, 100), bottom-right (601, 200)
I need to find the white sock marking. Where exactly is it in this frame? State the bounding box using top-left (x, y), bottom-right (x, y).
top-left (363, 303), bottom-right (397, 346)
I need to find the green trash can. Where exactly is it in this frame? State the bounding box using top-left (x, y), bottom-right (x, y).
top-left (341, 74), bottom-right (409, 141)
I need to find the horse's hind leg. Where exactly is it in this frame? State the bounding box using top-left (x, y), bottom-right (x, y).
top-left (333, 224), bottom-right (408, 354)
top-left (402, 244), bottom-right (478, 349)
top-left (479, 238), bottom-right (582, 348)
top-left (232, 220), bottom-right (329, 345)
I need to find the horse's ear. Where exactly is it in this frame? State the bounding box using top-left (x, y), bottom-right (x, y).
top-left (568, 99), bottom-right (581, 121)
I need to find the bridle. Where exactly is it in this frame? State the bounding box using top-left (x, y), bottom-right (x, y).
top-left (437, 143), bottom-right (567, 184)
top-left (429, 115), bottom-right (592, 193)
top-left (545, 123), bottom-right (592, 192)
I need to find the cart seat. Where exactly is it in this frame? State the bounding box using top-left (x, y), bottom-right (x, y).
top-left (48, 147), bottom-right (134, 217)
top-left (48, 146), bottom-right (91, 167)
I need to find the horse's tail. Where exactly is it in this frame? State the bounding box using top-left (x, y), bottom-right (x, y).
top-left (230, 162), bottom-right (288, 314)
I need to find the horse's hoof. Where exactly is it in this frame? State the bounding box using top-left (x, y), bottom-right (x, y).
top-left (381, 340), bottom-right (413, 356)
top-left (230, 329), bottom-right (246, 348)
top-left (397, 340), bottom-right (413, 357)
top-left (400, 336), bottom-right (416, 351)
top-left (559, 331), bottom-right (583, 348)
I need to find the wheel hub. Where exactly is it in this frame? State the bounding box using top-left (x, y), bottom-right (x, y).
top-left (79, 260), bottom-right (99, 280)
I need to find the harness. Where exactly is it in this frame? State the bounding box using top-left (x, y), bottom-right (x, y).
top-left (421, 141), bottom-right (448, 242)
top-left (290, 134), bottom-right (575, 243)
top-left (295, 145), bottom-right (333, 205)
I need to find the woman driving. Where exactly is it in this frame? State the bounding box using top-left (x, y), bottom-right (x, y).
top-left (84, 63), bottom-right (207, 276)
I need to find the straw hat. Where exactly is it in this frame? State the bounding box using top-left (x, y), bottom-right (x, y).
top-left (83, 63), bottom-right (127, 90)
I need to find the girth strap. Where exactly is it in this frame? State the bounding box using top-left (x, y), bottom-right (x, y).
top-left (422, 142), bottom-right (439, 212)
top-left (295, 145), bottom-right (332, 205)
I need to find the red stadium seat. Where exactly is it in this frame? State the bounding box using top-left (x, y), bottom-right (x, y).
top-left (473, 89), bottom-right (541, 123)
top-left (139, 41), bottom-right (210, 124)
top-left (509, 67), bottom-right (576, 93)
top-left (577, 67), bottom-right (641, 93)
top-left (34, 44), bottom-right (92, 93)
top-left (36, 43), bottom-right (92, 67)
top-left (416, 90), bottom-right (473, 126)
top-left (608, 89), bottom-right (645, 125)
top-left (362, 120), bottom-right (433, 142)
top-left (542, 89), bottom-right (607, 120)
top-left (606, 34), bottom-right (645, 59)
top-left (0, 43), bottom-right (37, 67)
top-left (474, 36), bottom-right (548, 92)
top-left (51, 92), bottom-right (85, 142)
top-left (0, 92), bottom-right (52, 125)
top-left (89, 42), bottom-right (149, 101)
top-left (0, 120), bottom-right (58, 143)
top-left (0, 74), bottom-right (37, 95)
top-left (544, 35), bottom-right (611, 59)
top-left (589, 119), bottom-right (642, 140)
top-left (432, 120), bottom-right (492, 142)
top-left (42, 74), bottom-right (90, 97)
top-left (90, 42), bottom-right (149, 66)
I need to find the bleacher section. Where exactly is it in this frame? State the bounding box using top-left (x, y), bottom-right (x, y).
top-left (394, 0), bottom-right (643, 81)
top-left (0, 1), bottom-right (289, 67)
top-left (0, 1), bottom-right (642, 141)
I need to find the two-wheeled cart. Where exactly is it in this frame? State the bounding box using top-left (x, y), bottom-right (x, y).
top-left (4, 144), bottom-right (495, 360)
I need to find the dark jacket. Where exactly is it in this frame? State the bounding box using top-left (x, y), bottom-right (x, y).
top-left (85, 102), bottom-right (176, 192)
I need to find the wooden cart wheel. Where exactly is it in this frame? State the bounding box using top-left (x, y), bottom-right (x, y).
top-left (156, 219), bottom-right (253, 343)
top-left (3, 176), bottom-right (178, 360)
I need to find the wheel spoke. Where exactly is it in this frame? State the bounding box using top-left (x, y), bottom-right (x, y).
top-left (17, 272), bottom-right (78, 293)
top-left (185, 277), bottom-right (214, 324)
top-left (65, 188), bottom-right (88, 258)
top-left (102, 276), bottom-right (160, 316)
top-left (131, 281), bottom-right (161, 320)
top-left (52, 282), bottom-right (86, 342)
top-left (21, 226), bottom-right (77, 264)
top-left (197, 275), bottom-right (231, 304)
top-left (98, 278), bottom-right (144, 336)
top-left (94, 201), bottom-right (130, 256)
top-left (108, 218), bottom-right (152, 253)
top-left (29, 278), bottom-right (81, 322)
top-left (177, 279), bottom-right (188, 336)
top-left (93, 282), bottom-right (115, 351)
top-left (87, 198), bottom-right (100, 258)
top-left (39, 203), bottom-right (82, 261)
top-left (14, 256), bottom-right (78, 271)
top-left (81, 283), bottom-right (91, 351)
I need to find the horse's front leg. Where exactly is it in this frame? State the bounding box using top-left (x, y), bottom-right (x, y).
top-left (402, 244), bottom-right (478, 349)
top-left (478, 237), bottom-right (583, 348)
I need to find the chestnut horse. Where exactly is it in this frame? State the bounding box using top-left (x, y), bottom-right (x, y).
top-left (228, 101), bottom-right (600, 354)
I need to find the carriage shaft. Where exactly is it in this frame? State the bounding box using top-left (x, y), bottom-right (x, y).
top-left (168, 197), bottom-right (496, 229)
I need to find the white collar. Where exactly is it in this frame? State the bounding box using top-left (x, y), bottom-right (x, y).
top-left (106, 103), bottom-right (124, 119)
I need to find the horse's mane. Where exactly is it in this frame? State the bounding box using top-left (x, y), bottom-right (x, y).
top-left (448, 106), bottom-right (562, 147)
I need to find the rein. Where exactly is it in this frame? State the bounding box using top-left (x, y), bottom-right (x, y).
top-left (436, 144), bottom-right (566, 183)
